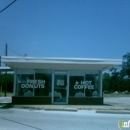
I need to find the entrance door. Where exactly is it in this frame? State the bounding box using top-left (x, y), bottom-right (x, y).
top-left (53, 73), bottom-right (68, 104)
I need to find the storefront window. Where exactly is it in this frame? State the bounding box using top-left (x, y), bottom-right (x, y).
top-left (69, 70), bottom-right (100, 97)
top-left (69, 76), bottom-right (84, 97)
top-left (85, 74), bottom-right (99, 97)
top-left (15, 69), bottom-right (52, 97)
top-left (16, 73), bottom-right (34, 96)
top-left (34, 70), bottom-right (52, 97)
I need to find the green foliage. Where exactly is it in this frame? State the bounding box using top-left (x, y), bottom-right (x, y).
top-left (122, 52), bottom-right (130, 79)
top-left (0, 73), bottom-right (14, 92)
top-left (103, 73), bottom-right (111, 91)
top-left (103, 52), bottom-right (130, 92)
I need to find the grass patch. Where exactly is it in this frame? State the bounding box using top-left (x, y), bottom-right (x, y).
top-left (0, 92), bottom-right (13, 97)
top-left (104, 93), bottom-right (130, 97)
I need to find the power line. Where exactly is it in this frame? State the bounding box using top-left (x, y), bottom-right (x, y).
top-left (8, 46), bottom-right (24, 56)
top-left (0, 0), bottom-right (17, 13)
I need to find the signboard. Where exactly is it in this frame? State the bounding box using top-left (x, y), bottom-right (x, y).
top-left (57, 79), bottom-right (64, 86)
top-left (74, 80), bottom-right (94, 89)
top-left (21, 79), bottom-right (45, 89)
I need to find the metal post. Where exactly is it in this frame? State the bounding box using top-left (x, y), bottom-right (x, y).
top-left (0, 56), bottom-right (1, 95)
top-left (6, 43), bottom-right (8, 56)
top-left (99, 71), bottom-right (103, 97)
top-left (4, 43), bottom-right (8, 97)
top-left (0, 86), bottom-right (2, 96)
top-left (0, 56), bottom-right (1, 66)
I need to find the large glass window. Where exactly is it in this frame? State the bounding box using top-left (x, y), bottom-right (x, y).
top-left (85, 74), bottom-right (99, 97)
top-left (69, 76), bottom-right (84, 97)
top-left (16, 69), bottom-right (34, 96)
top-left (15, 69), bottom-right (52, 97)
top-left (69, 70), bottom-right (85, 97)
top-left (69, 70), bottom-right (100, 97)
top-left (35, 70), bottom-right (52, 96)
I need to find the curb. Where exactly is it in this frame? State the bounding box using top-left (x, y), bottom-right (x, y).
top-left (1, 104), bottom-right (130, 114)
top-left (12, 105), bottom-right (130, 114)
top-left (45, 108), bottom-right (77, 112)
top-left (96, 110), bottom-right (130, 114)
top-left (13, 105), bottom-right (78, 112)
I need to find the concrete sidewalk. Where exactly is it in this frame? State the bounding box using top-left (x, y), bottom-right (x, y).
top-left (13, 104), bottom-right (130, 114)
top-left (0, 97), bottom-right (130, 114)
top-left (0, 97), bottom-right (12, 103)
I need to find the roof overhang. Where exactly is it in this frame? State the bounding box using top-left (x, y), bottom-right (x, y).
top-left (0, 67), bottom-right (12, 71)
top-left (1, 56), bottom-right (122, 71)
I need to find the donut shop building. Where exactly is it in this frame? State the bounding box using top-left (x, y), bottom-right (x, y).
top-left (1, 56), bottom-right (122, 105)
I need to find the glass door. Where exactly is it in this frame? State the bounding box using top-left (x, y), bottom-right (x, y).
top-left (53, 73), bottom-right (68, 103)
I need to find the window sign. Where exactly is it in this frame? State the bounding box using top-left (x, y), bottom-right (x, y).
top-left (74, 80), bottom-right (94, 89)
top-left (34, 72), bottom-right (52, 97)
top-left (21, 79), bottom-right (45, 89)
top-left (57, 79), bottom-right (64, 86)
top-left (69, 74), bottom-right (98, 97)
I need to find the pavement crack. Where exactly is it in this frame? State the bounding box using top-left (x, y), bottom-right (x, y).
top-left (0, 117), bottom-right (42, 130)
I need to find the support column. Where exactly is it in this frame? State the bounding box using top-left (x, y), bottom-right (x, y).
top-left (13, 69), bottom-right (16, 96)
top-left (99, 71), bottom-right (103, 97)
top-left (33, 69), bottom-right (35, 97)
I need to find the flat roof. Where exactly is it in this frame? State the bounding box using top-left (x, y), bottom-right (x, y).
top-left (0, 67), bottom-right (12, 71)
top-left (1, 56), bottom-right (122, 71)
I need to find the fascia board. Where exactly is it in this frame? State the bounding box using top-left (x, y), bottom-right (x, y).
top-left (1, 56), bottom-right (122, 66)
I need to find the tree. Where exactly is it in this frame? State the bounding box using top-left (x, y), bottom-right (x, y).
top-left (103, 52), bottom-right (130, 92)
top-left (0, 73), bottom-right (14, 92)
top-left (122, 53), bottom-right (130, 91)
top-left (109, 68), bottom-right (121, 92)
top-left (103, 73), bottom-right (111, 91)
top-left (122, 52), bottom-right (130, 79)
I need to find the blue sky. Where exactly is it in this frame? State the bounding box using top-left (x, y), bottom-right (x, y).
top-left (0, 0), bottom-right (130, 59)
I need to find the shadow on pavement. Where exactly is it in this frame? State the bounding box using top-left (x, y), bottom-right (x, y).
top-left (103, 104), bottom-right (113, 106)
top-left (0, 103), bottom-right (14, 109)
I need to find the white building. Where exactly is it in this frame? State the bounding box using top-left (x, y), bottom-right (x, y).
top-left (1, 56), bottom-right (122, 105)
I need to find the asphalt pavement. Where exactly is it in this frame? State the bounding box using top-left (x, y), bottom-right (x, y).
top-left (0, 97), bottom-right (130, 114)
top-left (1, 108), bottom-right (129, 130)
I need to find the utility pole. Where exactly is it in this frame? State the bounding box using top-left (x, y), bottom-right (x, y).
top-left (5, 43), bottom-right (8, 56)
top-left (0, 56), bottom-right (1, 75)
top-left (4, 43), bottom-right (8, 97)
top-left (0, 56), bottom-right (1, 96)
top-left (0, 56), bottom-right (1, 67)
